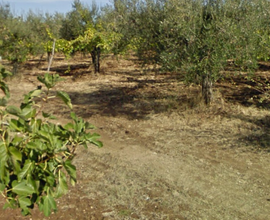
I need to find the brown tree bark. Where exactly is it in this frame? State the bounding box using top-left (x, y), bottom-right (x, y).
top-left (202, 72), bottom-right (213, 105)
top-left (91, 46), bottom-right (101, 73)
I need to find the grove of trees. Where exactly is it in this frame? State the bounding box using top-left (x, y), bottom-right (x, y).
top-left (1, 0), bottom-right (270, 103)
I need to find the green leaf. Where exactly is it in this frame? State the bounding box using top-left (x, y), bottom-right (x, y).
top-left (70, 112), bottom-right (77, 121)
top-left (38, 130), bottom-right (51, 142)
top-left (45, 174), bottom-right (56, 187)
top-left (0, 81), bottom-right (10, 98)
top-left (64, 160), bottom-right (76, 184)
top-left (9, 146), bottom-right (23, 174)
top-left (56, 171), bottom-right (68, 198)
top-left (42, 111), bottom-right (57, 119)
top-left (0, 142), bottom-right (8, 162)
top-left (0, 142), bottom-right (9, 182)
top-left (38, 73), bottom-right (63, 89)
top-left (26, 175), bottom-right (39, 193)
top-left (12, 180), bottom-right (35, 196)
top-left (21, 207), bottom-right (31, 216)
top-left (26, 141), bottom-right (47, 151)
top-left (86, 133), bottom-right (103, 148)
top-left (40, 194), bottom-right (57, 217)
top-left (6, 105), bottom-right (22, 116)
top-left (90, 140), bottom-right (103, 148)
top-left (9, 146), bottom-right (22, 161)
top-left (9, 119), bottom-right (24, 132)
top-left (0, 165), bottom-right (9, 185)
top-left (0, 182), bottom-right (5, 191)
top-left (20, 104), bottom-right (36, 119)
top-left (18, 160), bottom-right (34, 182)
top-left (29, 89), bottom-right (42, 98)
top-left (11, 135), bottom-right (24, 146)
top-left (64, 122), bottom-right (74, 130)
top-left (18, 196), bottom-right (31, 209)
top-left (57, 91), bottom-right (72, 109)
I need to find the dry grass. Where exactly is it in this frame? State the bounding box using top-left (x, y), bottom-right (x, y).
top-left (1, 54), bottom-right (270, 219)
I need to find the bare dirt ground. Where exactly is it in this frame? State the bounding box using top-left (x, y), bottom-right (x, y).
top-left (1, 54), bottom-right (270, 220)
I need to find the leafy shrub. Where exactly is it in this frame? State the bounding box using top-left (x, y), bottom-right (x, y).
top-left (0, 70), bottom-right (102, 216)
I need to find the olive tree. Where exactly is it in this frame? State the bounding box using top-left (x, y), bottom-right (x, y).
top-left (111, 0), bottom-right (270, 105)
top-left (60, 0), bottom-right (106, 73)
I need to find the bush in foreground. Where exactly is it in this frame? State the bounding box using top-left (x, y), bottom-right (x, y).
top-left (0, 69), bottom-right (102, 216)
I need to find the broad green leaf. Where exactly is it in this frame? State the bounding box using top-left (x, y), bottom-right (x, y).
top-left (64, 160), bottom-right (76, 184)
top-left (90, 140), bottom-right (103, 148)
top-left (0, 165), bottom-right (9, 185)
top-left (47, 161), bottom-right (57, 172)
top-left (42, 112), bottom-right (51, 118)
top-left (11, 135), bottom-right (24, 146)
top-left (26, 175), bottom-right (39, 193)
top-left (75, 120), bottom-right (85, 133)
top-left (9, 146), bottom-right (22, 175)
top-left (0, 183), bottom-right (5, 191)
top-left (9, 119), bottom-right (24, 132)
top-left (0, 81), bottom-right (10, 98)
top-left (70, 112), bottom-right (77, 121)
top-left (57, 91), bottom-right (72, 109)
top-left (0, 142), bottom-right (9, 181)
top-left (9, 146), bottom-right (22, 161)
top-left (6, 105), bottom-right (21, 116)
top-left (18, 196), bottom-right (31, 209)
top-left (25, 141), bottom-right (37, 149)
top-left (56, 171), bottom-right (68, 198)
top-left (20, 104), bottom-right (36, 119)
top-left (26, 141), bottom-right (47, 151)
top-left (42, 112), bottom-right (57, 119)
top-left (12, 180), bottom-right (35, 196)
top-left (23, 94), bottom-right (31, 104)
top-left (18, 196), bottom-right (32, 215)
top-left (18, 160), bottom-right (34, 182)
top-left (38, 130), bottom-right (51, 142)
top-left (29, 89), bottom-right (42, 98)
top-left (64, 122), bottom-right (74, 130)
top-left (30, 118), bottom-right (42, 132)
top-left (38, 73), bottom-right (63, 89)
top-left (41, 195), bottom-right (57, 217)
top-left (45, 174), bottom-right (55, 187)
top-left (10, 156), bottom-right (21, 175)
top-left (86, 133), bottom-right (103, 148)
top-left (21, 207), bottom-right (31, 216)
top-left (0, 142), bottom-right (8, 162)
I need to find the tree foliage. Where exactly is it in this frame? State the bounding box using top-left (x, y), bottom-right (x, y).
top-left (1, 0), bottom-right (270, 102)
top-left (0, 69), bottom-right (102, 216)
top-left (110, 0), bottom-right (270, 104)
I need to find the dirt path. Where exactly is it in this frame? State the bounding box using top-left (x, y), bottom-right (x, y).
top-left (1, 56), bottom-right (270, 219)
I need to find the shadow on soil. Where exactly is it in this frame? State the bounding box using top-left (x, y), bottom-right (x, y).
top-left (231, 113), bottom-right (270, 151)
top-left (42, 63), bottom-right (93, 75)
top-left (69, 84), bottom-right (198, 120)
top-left (217, 73), bottom-right (270, 109)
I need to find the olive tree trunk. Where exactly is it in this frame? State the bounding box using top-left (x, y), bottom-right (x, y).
top-left (91, 46), bottom-right (101, 73)
top-left (202, 72), bottom-right (213, 105)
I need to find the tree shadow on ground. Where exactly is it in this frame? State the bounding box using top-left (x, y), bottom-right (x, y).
top-left (68, 83), bottom-right (199, 120)
top-left (228, 113), bottom-right (270, 152)
top-left (41, 63), bottom-right (93, 75)
top-left (217, 73), bottom-right (270, 109)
